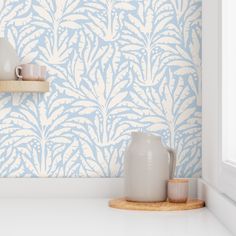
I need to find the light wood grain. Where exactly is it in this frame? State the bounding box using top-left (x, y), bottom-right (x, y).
top-left (109, 198), bottom-right (205, 211)
top-left (168, 178), bottom-right (188, 183)
top-left (0, 80), bottom-right (49, 92)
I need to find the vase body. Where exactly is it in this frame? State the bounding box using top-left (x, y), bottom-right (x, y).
top-left (0, 38), bottom-right (19, 80)
top-left (124, 132), bottom-right (176, 202)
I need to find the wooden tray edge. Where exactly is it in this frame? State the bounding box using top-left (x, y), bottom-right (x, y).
top-left (109, 198), bottom-right (205, 211)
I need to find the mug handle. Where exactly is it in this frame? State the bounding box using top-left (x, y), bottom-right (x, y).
top-left (167, 148), bottom-right (176, 179)
top-left (15, 66), bottom-right (23, 80)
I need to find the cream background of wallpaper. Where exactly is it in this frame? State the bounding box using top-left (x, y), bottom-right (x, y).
top-left (0, 0), bottom-right (201, 177)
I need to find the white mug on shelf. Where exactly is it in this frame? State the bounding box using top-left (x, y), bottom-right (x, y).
top-left (15, 64), bottom-right (46, 81)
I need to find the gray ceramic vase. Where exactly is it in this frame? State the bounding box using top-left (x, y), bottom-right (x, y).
top-left (124, 132), bottom-right (176, 202)
top-left (0, 38), bottom-right (19, 80)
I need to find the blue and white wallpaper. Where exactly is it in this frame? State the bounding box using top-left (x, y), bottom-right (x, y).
top-left (0, 0), bottom-right (201, 177)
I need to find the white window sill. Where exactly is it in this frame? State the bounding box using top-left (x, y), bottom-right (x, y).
top-left (0, 178), bottom-right (232, 235)
top-left (0, 198), bottom-right (231, 236)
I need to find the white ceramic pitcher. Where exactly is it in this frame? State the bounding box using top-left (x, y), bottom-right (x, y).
top-left (124, 132), bottom-right (176, 202)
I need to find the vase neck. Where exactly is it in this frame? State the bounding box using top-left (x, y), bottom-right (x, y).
top-left (131, 132), bottom-right (162, 144)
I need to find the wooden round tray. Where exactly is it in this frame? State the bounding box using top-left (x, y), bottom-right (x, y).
top-left (109, 198), bottom-right (205, 211)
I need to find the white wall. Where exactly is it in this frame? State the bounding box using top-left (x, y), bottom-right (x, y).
top-left (202, 0), bottom-right (220, 188)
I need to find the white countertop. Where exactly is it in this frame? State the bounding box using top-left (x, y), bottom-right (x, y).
top-left (0, 198), bottom-right (232, 236)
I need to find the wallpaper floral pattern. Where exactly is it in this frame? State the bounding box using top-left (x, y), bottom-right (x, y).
top-left (0, 0), bottom-right (201, 177)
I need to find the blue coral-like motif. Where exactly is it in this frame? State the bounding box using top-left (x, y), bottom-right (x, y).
top-left (0, 0), bottom-right (201, 177)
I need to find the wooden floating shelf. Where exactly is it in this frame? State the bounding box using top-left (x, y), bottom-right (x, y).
top-left (0, 80), bottom-right (49, 93)
top-left (109, 198), bottom-right (205, 211)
